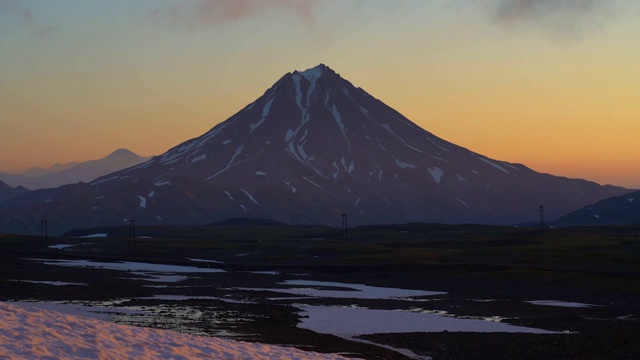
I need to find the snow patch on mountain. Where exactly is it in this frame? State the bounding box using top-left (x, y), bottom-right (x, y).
top-left (206, 145), bottom-right (245, 180)
top-left (299, 65), bottom-right (323, 83)
top-left (285, 178), bottom-right (297, 193)
top-left (430, 155), bottom-right (448, 162)
top-left (428, 167), bottom-right (444, 184)
top-left (190, 154), bottom-right (207, 164)
top-left (395, 159), bottom-right (416, 169)
top-left (241, 189), bottom-right (259, 205)
top-left (250, 97), bottom-right (275, 132)
top-left (453, 196), bottom-right (470, 209)
top-left (138, 196), bottom-right (146, 208)
top-left (478, 156), bottom-right (510, 174)
top-left (331, 102), bottom-right (348, 144)
top-left (303, 176), bottom-right (324, 190)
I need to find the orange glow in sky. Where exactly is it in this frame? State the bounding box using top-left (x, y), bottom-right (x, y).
top-left (1, 1), bottom-right (639, 188)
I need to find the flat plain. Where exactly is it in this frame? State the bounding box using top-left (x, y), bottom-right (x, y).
top-left (1, 223), bottom-right (639, 359)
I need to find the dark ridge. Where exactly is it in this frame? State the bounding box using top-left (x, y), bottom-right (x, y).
top-left (207, 218), bottom-right (288, 227)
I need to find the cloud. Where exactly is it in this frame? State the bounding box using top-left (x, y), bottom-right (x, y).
top-left (152, 0), bottom-right (318, 29)
top-left (481, 0), bottom-right (635, 41)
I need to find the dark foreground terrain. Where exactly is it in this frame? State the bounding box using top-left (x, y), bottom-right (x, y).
top-left (1, 223), bottom-right (639, 359)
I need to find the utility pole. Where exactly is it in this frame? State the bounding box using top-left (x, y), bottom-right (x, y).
top-left (539, 205), bottom-right (544, 234)
top-left (342, 213), bottom-right (348, 242)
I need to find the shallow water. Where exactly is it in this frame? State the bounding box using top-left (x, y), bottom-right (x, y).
top-left (526, 300), bottom-right (596, 308)
top-left (238, 279), bottom-right (446, 299)
top-left (296, 305), bottom-right (557, 336)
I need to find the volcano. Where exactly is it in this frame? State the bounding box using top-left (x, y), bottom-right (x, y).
top-left (0, 64), bottom-right (630, 235)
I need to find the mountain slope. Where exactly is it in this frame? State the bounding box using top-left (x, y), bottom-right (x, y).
top-left (0, 180), bottom-right (29, 203)
top-left (0, 65), bottom-right (631, 235)
top-left (554, 191), bottom-right (640, 226)
top-left (0, 149), bottom-right (152, 190)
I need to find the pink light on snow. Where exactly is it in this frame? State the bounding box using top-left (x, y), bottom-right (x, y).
top-left (0, 302), bottom-right (355, 359)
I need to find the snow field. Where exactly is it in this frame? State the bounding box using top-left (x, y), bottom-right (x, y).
top-left (0, 302), bottom-right (355, 360)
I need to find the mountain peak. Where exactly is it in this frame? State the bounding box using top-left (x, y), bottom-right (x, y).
top-left (106, 148), bottom-right (146, 160)
top-left (292, 64), bottom-right (336, 82)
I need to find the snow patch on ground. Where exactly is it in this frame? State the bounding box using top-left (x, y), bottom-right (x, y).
top-left (0, 302), bottom-right (351, 360)
top-left (224, 190), bottom-right (234, 201)
top-left (48, 244), bottom-right (75, 249)
top-left (49, 243), bottom-right (95, 249)
top-left (73, 234), bottom-right (108, 238)
top-left (255, 171), bottom-right (267, 176)
top-left (629, 198), bottom-right (635, 203)
top-left (154, 181), bottom-right (171, 186)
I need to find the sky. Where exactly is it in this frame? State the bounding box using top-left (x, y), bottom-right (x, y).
top-left (1, 0), bottom-right (639, 188)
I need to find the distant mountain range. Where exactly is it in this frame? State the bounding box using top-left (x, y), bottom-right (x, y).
top-left (554, 190), bottom-right (640, 226)
top-left (21, 161), bottom-right (79, 178)
top-left (0, 65), bottom-right (632, 235)
top-left (0, 149), bottom-right (152, 190)
top-left (0, 181), bottom-right (29, 203)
